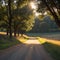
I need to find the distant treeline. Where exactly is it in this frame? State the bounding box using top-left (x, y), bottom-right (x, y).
top-left (30, 16), bottom-right (60, 33)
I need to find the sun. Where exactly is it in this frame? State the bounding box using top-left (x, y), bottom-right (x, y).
top-left (30, 2), bottom-right (37, 10)
top-left (29, 1), bottom-right (40, 17)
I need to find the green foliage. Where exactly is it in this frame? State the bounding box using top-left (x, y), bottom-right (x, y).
top-left (12, 5), bottom-right (35, 34)
top-left (30, 16), bottom-right (60, 33)
top-left (39, 22), bottom-right (50, 32)
top-left (37, 0), bottom-right (60, 27)
top-left (0, 35), bottom-right (20, 50)
top-left (0, 0), bottom-right (35, 35)
top-left (38, 15), bottom-right (44, 20)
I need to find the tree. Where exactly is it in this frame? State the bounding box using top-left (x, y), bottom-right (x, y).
top-left (37, 0), bottom-right (60, 27)
top-left (0, 0), bottom-right (35, 37)
top-left (12, 5), bottom-right (35, 37)
top-left (0, 0), bottom-right (9, 35)
top-left (8, 0), bottom-right (12, 38)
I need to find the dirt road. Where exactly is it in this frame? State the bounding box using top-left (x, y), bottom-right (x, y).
top-left (0, 37), bottom-right (53, 60)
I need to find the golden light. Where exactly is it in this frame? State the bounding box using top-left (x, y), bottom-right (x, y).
top-left (14, 0), bottom-right (16, 3)
top-left (39, 13), bottom-right (42, 15)
top-left (35, 12), bottom-right (42, 17)
top-left (35, 12), bottom-right (39, 17)
top-left (24, 40), bottom-right (40, 44)
top-left (33, 10), bottom-right (36, 13)
top-left (44, 12), bottom-right (47, 15)
top-left (30, 2), bottom-right (37, 10)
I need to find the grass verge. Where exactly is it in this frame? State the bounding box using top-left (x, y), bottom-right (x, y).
top-left (18, 35), bottom-right (29, 43)
top-left (0, 35), bottom-right (21, 50)
top-left (38, 37), bottom-right (60, 60)
top-left (37, 37), bottom-right (46, 44)
top-left (43, 42), bottom-right (60, 60)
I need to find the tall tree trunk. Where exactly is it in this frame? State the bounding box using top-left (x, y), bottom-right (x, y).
top-left (18, 33), bottom-right (19, 36)
top-left (14, 21), bottom-right (17, 37)
top-left (21, 34), bottom-right (23, 37)
top-left (8, 0), bottom-right (12, 38)
top-left (14, 28), bottom-right (17, 37)
top-left (17, 30), bottom-right (19, 36)
top-left (6, 28), bottom-right (9, 35)
top-left (14, 31), bottom-right (16, 37)
top-left (51, 0), bottom-right (60, 15)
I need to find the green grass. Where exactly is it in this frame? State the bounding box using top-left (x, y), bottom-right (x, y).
top-left (43, 42), bottom-right (60, 60)
top-left (0, 35), bottom-right (21, 50)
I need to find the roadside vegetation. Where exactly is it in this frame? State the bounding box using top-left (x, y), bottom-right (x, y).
top-left (17, 34), bottom-right (29, 43)
top-left (43, 42), bottom-right (60, 60)
top-left (38, 33), bottom-right (60, 60)
top-left (0, 34), bottom-right (28, 50)
top-left (0, 34), bottom-right (20, 50)
top-left (37, 37), bottom-right (46, 44)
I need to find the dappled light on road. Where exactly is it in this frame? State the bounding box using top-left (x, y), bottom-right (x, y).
top-left (18, 37), bottom-right (41, 44)
top-left (18, 37), bottom-right (27, 43)
top-left (24, 40), bottom-right (40, 44)
top-left (17, 37), bottom-right (41, 45)
top-left (17, 37), bottom-right (46, 45)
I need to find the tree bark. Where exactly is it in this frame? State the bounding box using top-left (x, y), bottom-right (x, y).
top-left (14, 31), bottom-right (17, 37)
top-left (14, 21), bottom-right (17, 37)
top-left (18, 30), bottom-right (19, 36)
top-left (20, 34), bottom-right (23, 37)
top-left (6, 28), bottom-right (9, 35)
top-left (8, 0), bottom-right (12, 38)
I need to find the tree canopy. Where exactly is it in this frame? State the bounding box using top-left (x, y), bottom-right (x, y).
top-left (0, 0), bottom-right (35, 37)
top-left (37, 0), bottom-right (60, 27)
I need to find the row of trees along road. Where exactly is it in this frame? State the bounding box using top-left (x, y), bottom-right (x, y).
top-left (0, 0), bottom-right (35, 38)
top-left (0, 0), bottom-right (60, 38)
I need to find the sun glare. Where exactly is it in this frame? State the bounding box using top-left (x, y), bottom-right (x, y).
top-left (30, 2), bottom-right (37, 10)
top-left (35, 12), bottom-right (39, 17)
top-left (44, 12), bottom-right (47, 15)
top-left (29, 1), bottom-right (40, 17)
